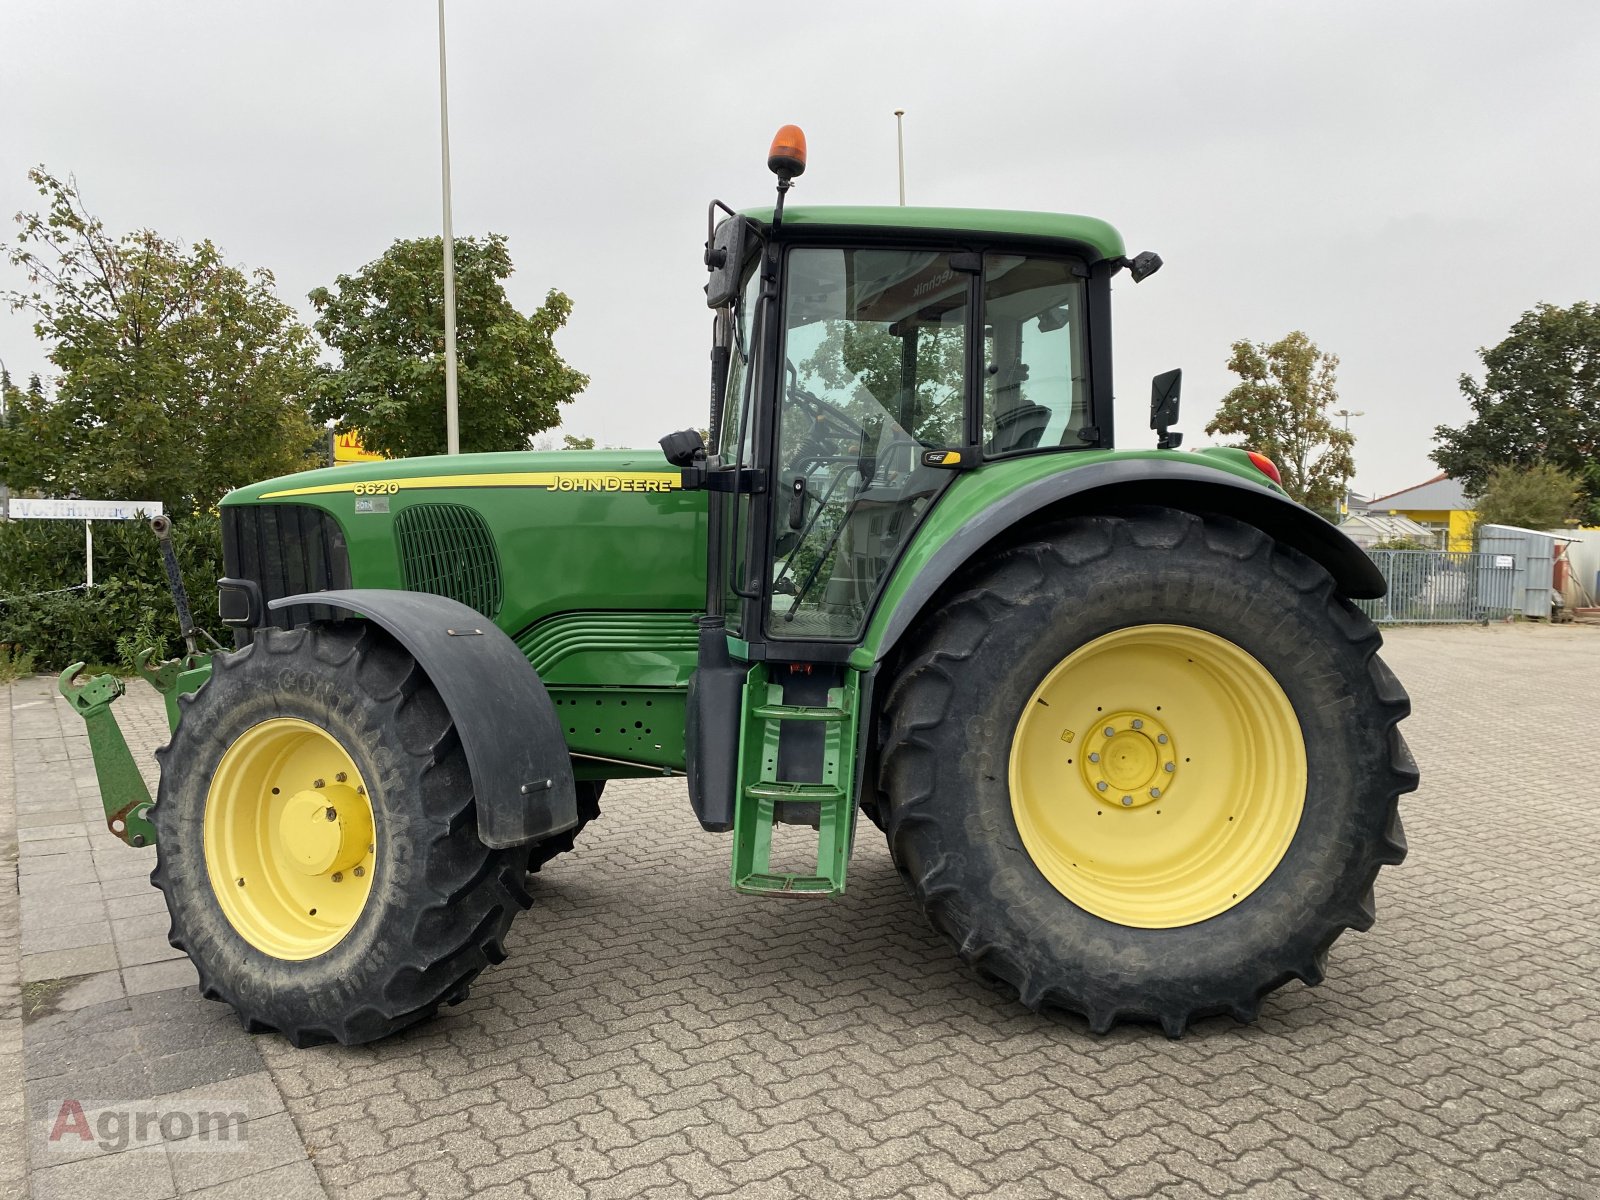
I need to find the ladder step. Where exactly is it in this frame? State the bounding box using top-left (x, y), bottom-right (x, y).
top-left (750, 703), bottom-right (850, 722)
top-left (731, 667), bottom-right (861, 899)
top-left (743, 782), bottom-right (846, 802)
top-left (734, 871), bottom-right (839, 897)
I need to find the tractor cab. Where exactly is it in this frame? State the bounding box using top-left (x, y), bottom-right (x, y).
top-left (676, 143), bottom-right (1134, 664)
top-left (661, 127), bottom-right (1150, 894)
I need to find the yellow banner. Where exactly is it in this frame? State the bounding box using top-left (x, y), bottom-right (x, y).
top-left (333, 430), bottom-right (385, 464)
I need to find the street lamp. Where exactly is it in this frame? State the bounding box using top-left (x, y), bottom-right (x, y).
top-left (894, 110), bottom-right (906, 206)
top-left (438, 0), bottom-right (459, 456)
top-left (1333, 409), bottom-right (1364, 515)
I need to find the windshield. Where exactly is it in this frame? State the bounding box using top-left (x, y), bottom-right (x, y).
top-left (768, 246), bottom-right (968, 640)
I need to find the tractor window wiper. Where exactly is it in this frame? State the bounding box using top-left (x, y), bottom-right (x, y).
top-left (773, 463), bottom-right (855, 597)
top-left (782, 468), bottom-right (871, 622)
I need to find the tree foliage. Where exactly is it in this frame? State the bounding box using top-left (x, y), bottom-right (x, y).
top-left (1369, 536), bottom-right (1432, 551)
top-left (1432, 302), bottom-right (1600, 523)
top-left (0, 512), bottom-right (224, 670)
top-left (309, 234), bottom-right (587, 458)
top-left (560, 434), bottom-right (596, 450)
top-left (1204, 331), bottom-right (1355, 515)
top-left (1, 169), bottom-right (322, 516)
top-left (1473, 463), bottom-right (1580, 531)
top-left (798, 320), bottom-right (965, 443)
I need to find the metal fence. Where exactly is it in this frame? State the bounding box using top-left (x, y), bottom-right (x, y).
top-left (1356, 549), bottom-right (1519, 624)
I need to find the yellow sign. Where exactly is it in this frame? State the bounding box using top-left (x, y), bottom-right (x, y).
top-left (333, 430), bottom-right (385, 464)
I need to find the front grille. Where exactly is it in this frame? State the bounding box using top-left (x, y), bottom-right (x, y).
top-left (221, 503), bottom-right (353, 642)
top-left (394, 503), bottom-right (503, 618)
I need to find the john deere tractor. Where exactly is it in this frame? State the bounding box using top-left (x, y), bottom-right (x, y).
top-left (65, 127), bottom-right (1414, 1044)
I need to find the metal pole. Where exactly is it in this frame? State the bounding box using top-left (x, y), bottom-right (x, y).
top-left (894, 110), bottom-right (906, 206)
top-left (1333, 409), bottom-right (1363, 515)
top-left (85, 520), bottom-right (93, 589)
top-left (438, 0), bottom-right (460, 456)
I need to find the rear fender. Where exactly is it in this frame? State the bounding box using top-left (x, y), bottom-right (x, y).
top-left (869, 459), bottom-right (1383, 664)
top-left (269, 589), bottom-right (577, 849)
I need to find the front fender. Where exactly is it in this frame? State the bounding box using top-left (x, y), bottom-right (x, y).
top-left (866, 457), bottom-right (1383, 664)
top-left (269, 589), bottom-right (577, 849)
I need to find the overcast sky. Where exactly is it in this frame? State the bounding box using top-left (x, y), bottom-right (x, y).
top-left (4, 0), bottom-right (1597, 496)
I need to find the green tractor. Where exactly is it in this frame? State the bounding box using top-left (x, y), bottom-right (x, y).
top-left (66, 127), bottom-right (1414, 1044)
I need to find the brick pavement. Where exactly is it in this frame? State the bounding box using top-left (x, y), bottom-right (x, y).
top-left (5, 672), bottom-right (327, 1199)
top-left (4, 621), bottom-right (1599, 1198)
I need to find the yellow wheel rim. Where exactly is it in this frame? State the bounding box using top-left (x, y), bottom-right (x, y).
top-left (1009, 624), bottom-right (1307, 928)
top-left (203, 718), bottom-right (377, 960)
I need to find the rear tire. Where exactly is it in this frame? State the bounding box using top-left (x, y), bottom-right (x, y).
top-left (878, 508), bottom-right (1414, 1035)
top-left (525, 780), bottom-right (603, 873)
top-left (152, 622), bottom-right (534, 1046)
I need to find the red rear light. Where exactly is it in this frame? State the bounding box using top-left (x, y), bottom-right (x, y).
top-left (1246, 451), bottom-right (1282, 486)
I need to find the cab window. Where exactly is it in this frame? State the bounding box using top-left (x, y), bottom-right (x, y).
top-left (982, 255), bottom-right (1088, 455)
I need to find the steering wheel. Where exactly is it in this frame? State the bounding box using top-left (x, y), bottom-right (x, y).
top-left (784, 364), bottom-right (866, 469)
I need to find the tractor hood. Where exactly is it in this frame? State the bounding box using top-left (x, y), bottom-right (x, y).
top-left (217, 448), bottom-right (708, 706)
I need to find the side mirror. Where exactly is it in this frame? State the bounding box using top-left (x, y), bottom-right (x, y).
top-left (659, 428), bottom-right (706, 468)
top-left (1150, 369), bottom-right (1182, 450)
top-left (705, 216), bottom-right (746, 309)
top-left (1128, 251), bottom-right (1163, 283)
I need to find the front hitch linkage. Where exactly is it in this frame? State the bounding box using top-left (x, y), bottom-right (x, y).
top-left (58, 663), bottom-right (157, 848)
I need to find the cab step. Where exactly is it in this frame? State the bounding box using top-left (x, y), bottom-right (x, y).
top-left (731, 668), bottom-right (860, 898)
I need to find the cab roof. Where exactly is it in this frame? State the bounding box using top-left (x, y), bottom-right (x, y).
top-left (739, 205), bottom-right (1126, 264)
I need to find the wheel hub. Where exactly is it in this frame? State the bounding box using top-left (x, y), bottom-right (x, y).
top-left (278, 784), bottom-right (371, 876)
top-left (1080, 711), bottom-right (1174, 808)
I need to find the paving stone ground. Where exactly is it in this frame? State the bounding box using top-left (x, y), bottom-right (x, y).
top-left (3, 621), bottom-right (1598, 1199)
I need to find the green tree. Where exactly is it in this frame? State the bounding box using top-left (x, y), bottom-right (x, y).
top-left (309, 234), bottom-right (587, 458)
top-left (560, 434), bottom-right (596, 450)
top-left (0, 367), bottom-right (26, 432)
top-left (1, 169), bottom-right (322, 515)
top-left (1473, 463), bottom-right (1580, 530)
top-left (1205, 331), bottom-right (1355, 515)
top-left (1432, 302), bottom-right (1600, 523)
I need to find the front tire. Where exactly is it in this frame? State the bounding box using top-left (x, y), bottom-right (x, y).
top-left (152, 622), bottom-right (534, 1046)
top-left (878, 508), bottom-right (1415, 1035)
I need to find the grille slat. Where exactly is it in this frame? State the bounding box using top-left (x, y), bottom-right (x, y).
top-left (221, 504), bottom-right (353, 643)
top-left (394, 503), bottom-right (502, 618)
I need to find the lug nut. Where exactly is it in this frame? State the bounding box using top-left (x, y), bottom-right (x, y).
top-left (353, 865), bottom-right (365, 878)
top-left (1089, 752), bottom-right (1101, 763)
top-left (1165, 762), bottom-right (1175, 773)
top-left (1096, 781), bottom-right (1108, 792)
top-left (1157, 734), bottom-right (1169, 744)
top-left (313, 778), bottom-right (325, 789)
top-left (1150, 788), bottom-right (1161, 798)
top-left (335, 771), bottom-right (348, 783)
top-left (325, 807), bottom-right (338, 821)
top-left (1121, 796), bottom-right (1133, 806)
top-left (356, 786), bottom-right (366, 796)
top-left (1104, 727), bottom-right (1115, 738)
top-left (331, 872), bottom-right (343, 883)
top-left (1132, 719), bottom-right (1143, 729)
